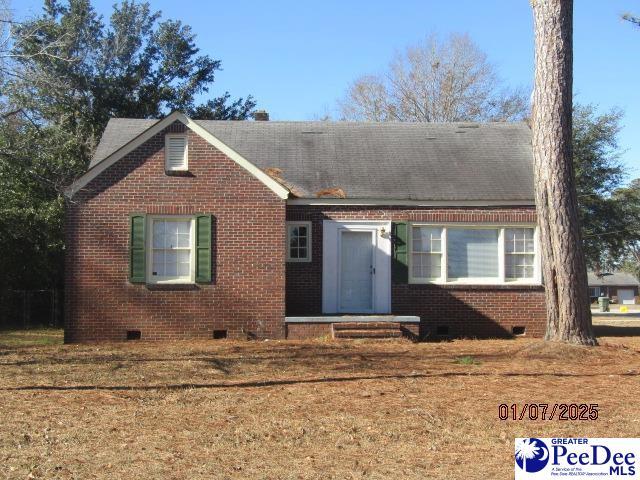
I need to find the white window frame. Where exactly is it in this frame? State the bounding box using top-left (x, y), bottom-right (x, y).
top-left (504, 227), bottom-right (536, 282)
top-left (409, 226), bottom-right (444, 282)
top-left (408, 223), bottom-right (541, 286)
top-left (165, 134), bottom-right (188, 172)
top-left (286, 221), bottom-right (312, 262)
top-left (146, 216), bottom-right (196, 284)
top-left (589, 287), bottom-right (601, 297)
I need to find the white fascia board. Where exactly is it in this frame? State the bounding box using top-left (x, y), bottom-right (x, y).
top-left (286, 198), bottom-right (535, 207)
top-left (65, 112), bottom-right (290, 199)
top-left (180, 115), bottom-right (289, 199)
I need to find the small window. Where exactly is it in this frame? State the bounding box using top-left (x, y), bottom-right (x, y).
top-left (589, 287), bottom-right (600, 297)
top-left (286, 222), bottom-right (312, 262)
top-left (149, 217), bottom-right (194, 283)
top-left (505, 228), bottom-right (535, 281)
top-left (165, 134), bottom-right (188, 171)
top-left (411, 226), bottom-right (443, 281)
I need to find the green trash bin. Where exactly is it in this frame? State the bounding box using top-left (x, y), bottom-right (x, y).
top-left (598, 296), bottom-right (610, 312)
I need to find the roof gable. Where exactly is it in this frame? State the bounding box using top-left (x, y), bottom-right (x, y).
top-left (65, 112), bottom-right (289, 199)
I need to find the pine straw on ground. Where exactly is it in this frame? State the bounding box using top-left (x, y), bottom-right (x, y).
top-left (1, 334), bottom-right (640, 479)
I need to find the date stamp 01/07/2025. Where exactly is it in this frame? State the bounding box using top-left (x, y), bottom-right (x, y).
top-left (499, 403), bottom-right (599, 421)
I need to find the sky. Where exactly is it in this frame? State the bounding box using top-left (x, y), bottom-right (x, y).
top-left (13, 0), bottom-right (640, 180)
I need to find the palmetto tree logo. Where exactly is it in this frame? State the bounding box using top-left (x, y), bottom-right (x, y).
top-left (515, 438), bottom-right (550, 473)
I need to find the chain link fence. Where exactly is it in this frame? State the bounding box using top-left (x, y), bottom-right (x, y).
top-left (0, 289), bottom-right (63, 329)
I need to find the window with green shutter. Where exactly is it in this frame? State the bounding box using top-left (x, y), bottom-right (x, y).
top-left (392, 222), bottom-right (408, 284)
top-left (195, 215), bottom-right (212, 283)
top-left (129, 214), bottom-right (146, 283)
top-left (130, 214), bottom-right (213, 285)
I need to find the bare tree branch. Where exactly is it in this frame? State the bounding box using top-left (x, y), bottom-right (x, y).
top-left (0, 1), bottom-right (75, 97)
top-left (338, 33), bottom-right (529, 123)
top-left (623, 13), bottom-right (640, 26)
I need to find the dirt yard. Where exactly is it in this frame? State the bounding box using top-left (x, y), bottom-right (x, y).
top-left (1, 330), bottom-right (640, 479)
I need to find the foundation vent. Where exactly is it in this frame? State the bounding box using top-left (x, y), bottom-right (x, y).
top-left (126, 330), bottom-right (141, 340)
top-left (213, 330), bottom-right (228, 339)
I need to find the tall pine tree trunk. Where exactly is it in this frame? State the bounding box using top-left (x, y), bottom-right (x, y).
top-left (531, 0), bottom-right (596, 345)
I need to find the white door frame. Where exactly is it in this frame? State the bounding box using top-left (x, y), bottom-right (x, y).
top-left (337, 227), bottom-right (376, 313)
top-left (322, 220), bottom-right (392, 314)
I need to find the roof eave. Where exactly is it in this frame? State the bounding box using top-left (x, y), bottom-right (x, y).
top-left (285, 198), bottom-right (536, 207)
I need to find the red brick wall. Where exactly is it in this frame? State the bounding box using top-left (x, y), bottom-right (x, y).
top-left (392, 285), bottom-right (545, 338)
top-left (65, 122), bottom-right (286, 342)
top-left (286, 323), bottom-right (332, 340)
top-left (286, 205), bottom-right (546, 338)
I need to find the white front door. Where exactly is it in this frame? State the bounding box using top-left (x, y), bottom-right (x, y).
top-left (339, 230), bottom-right (374, 312)
top-left (618, 289), bottom-right (635, 305)
top-left (322, 220), bottom-right (391, 314)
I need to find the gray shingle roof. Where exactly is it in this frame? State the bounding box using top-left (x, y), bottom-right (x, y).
top-left (90, 118), bottom-right (535, 201)
top-left (588, 271), bottom-right (640, 287)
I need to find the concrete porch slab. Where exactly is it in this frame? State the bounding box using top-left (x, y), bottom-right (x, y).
top-left (285, 315), bottom-right (420, 324)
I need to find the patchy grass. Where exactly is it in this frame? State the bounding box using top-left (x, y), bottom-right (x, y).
top-left (0, 328), bottom-right (63, 347)
top-left (1, 334), bottom-right (640, 479)
top-left (454, 355), bottom-right (481, 365)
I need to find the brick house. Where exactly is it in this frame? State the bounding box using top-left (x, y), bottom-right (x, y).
top-left (64, 111), bottom-right (545, 342)
top-left (588, 271), bottom-right (639, 304)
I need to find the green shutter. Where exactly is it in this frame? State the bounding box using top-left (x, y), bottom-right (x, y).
top-left (392, 222), bottom-right (408, 284)
top-left (195, 215), bottom-right (212, 283)
top-left (129, 214), bottom-right (146, 283)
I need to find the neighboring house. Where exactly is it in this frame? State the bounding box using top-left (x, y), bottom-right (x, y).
top-left (64, 111), bottom-right (546, 343)
top-left (587, 271), bottom-right (639, 304)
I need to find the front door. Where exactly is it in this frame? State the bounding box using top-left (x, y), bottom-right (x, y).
top-left (339, 230), bottom-right (374, 312)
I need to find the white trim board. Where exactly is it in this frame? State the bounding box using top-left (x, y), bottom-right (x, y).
top-left (181, 115), bottom-right (289, 199)
top-left (65, 111), bottom-right (290, 199)
top-left (285, 316), bottom-right (420, 324)
top-left (287, 198), bottom-right (535, 207)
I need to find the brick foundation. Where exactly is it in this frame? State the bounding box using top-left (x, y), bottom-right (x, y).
top-left (392, 285), bottom-right (545, 338)
top-left (286, 323), bottom-right (333, 340)
top-left (401, 324), bottom-right (420, 339)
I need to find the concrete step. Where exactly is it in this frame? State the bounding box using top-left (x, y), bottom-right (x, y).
top-left (285, 315), bottom-right (420, 324)
top-left (333, 328), bottom-right (402, 339)
top-left (333, 322), bottom-right (402, 331)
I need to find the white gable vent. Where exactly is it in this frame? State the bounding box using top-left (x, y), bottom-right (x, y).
top-left (165, 135), bottom-right (188, 171)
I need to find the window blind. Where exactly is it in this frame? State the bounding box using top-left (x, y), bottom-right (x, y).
top-left (447, 229), bottom-right (499, 279)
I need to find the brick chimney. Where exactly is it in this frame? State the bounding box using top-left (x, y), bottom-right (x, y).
top-left (254, 110), bottom-right (269, 121)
